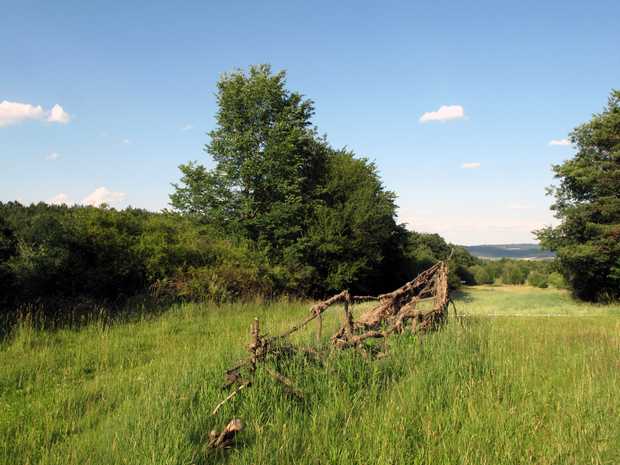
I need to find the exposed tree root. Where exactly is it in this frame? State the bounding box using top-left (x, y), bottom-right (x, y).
top-left (210, 259), bottom-right (452, 448)
top-left (208, 419), bottom-right (243, 449)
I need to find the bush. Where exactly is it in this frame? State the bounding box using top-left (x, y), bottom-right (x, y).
top-left (501, 263), bottom-right (527, 285)
top-left (527, 271), bottom-right (548, 288)
top-left (470, 265), bottom-right (494, 285)
top-left (547, 272), bottom-right (567, 289)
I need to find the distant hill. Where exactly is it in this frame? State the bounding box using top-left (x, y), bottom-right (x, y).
top-left (464, 243), bottom-right (555, 260)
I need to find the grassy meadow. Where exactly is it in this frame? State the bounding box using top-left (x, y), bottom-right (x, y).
top-left (1, 286), bottom-right (619, 465)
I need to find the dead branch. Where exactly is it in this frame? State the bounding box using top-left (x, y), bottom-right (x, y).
top-left (265, 367), bottom-right (304, 400)
top-left (208, 419), bottom-right (243, 449)
top-left (212, 381), bottom-right (250, 416)
top-left (214, 258), bottom-right (451, 430)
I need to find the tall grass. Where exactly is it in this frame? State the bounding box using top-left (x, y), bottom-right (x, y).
top-left (1, 288), bottom-right (618, 464)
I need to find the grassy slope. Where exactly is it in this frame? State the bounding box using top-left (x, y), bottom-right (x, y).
top-left (1, 288), bottom-right (619, 465)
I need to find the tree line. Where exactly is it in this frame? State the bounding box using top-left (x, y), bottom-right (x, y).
top-left (0, 202), bottom-right (475, 318)
top-left (468, 259), bottom-right (566, 288)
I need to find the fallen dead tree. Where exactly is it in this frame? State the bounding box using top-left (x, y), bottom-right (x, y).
top-left (213, 259), bottom-right (451, 419)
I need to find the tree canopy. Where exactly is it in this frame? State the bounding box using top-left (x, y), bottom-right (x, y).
top-left (170, 64), bottom-right (438, 295)
top-left (536, 90), bottom-right (620, 301)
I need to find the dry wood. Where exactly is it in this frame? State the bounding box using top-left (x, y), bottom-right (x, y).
top-left (208, 418), bottom-right (243, 449)
top-left (342, 291), bottom-right (354, 336)
top-left (212, 381), bottom-right (250, 415)
top-left (276, 290), bottom-right (348, 339)
top-left (249, 318), bottom-right (260, 371)
top-left (265, 367), bottom-right (304, 400)
top-left (213, 257), bottom-right (452, 447)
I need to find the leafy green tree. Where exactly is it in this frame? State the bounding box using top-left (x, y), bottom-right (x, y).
top-left (170, 64), bottom-right (443, 295)
top-left (171, 64), bottom-right (328, 258)
top-left (305, 150), bottom-right (400, 293)
top-left (470, 264), bottom-right (494, 284)
top-left (536, 90), bottom-right (620, 301)
top-left (501, 262), bottom-right (527, 285)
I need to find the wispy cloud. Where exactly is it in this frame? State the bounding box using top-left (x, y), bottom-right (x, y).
top-left (0, 100), bottom-right (71, 127)
top-left (48, 193), bottom-right (71, 205)
top-left (82, 187), bottom-right (126, 207)
top-left (461, 162), bottom-right (481, 169)
top-left (181, 124), bottom-right (193, 131)
top-left (420, 105), bottom-right (465, 123)
top-left (45, 152), bottom-right (60, 161)
top-left (122, 138), bottom-right (131, 144)
top-left (548, 138), bottom-right (570, 146)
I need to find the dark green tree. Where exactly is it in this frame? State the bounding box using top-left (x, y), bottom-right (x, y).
top-left (536, 90), bottom-right (620, 301)
top-left (305, 150), bottom-right (400, 293)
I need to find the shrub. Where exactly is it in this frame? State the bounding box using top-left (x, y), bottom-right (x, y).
top-left (547, 272), bottom-right (567, 289)
top-left (470, 265), bottom-right (494, 285)
top-left (527, 271), bottom-right (548, 288)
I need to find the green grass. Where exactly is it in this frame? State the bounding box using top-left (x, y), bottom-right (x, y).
top-left (456, 285), bottom-right (620, 316)
top-left (1, 287), bottom-right (619, 465)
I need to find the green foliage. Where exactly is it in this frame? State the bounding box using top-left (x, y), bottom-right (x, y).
top-left (305, 150), bottom-right (400, 293)
top-left (548, 271), bottom-right (567, 289)
top-left (527, 270), bottom-right (548, 288)
top-left (465, 258), bottom-right (568, 289)
top-left (501, 262), bottom-right (528, 285)
top-left (470, 264), bottom-right (494, 285)
top-left (536, 90), bottom-right (620, 301)
top-left (402, 233), bottom-right (477, 288)
top-left (0, 202), bottom-right (283, 316)
top-left (171, 64), bottom-right (327, 254)
top-left (170, 64), bottom-right (477, 297)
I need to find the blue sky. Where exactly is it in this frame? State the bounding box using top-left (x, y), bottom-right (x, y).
top-left (1, 0), bottom-right (618, 244)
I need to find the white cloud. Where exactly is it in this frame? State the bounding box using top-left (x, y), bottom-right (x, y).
top-left (419, 105), bottom-right (465, 123)
top-left (0, 101), bottom-right (45, 127)
top-left (181, 124), bottom-right (193, 131)
top-left (46, 152), bottom-right (60, 161)
top-left (461, 162), bottom-right (481, 169)
top-left (48, 193), bottom-right (71, 205)
top-left (548, 138), bottom-right (570, 146)
top-left (0, 100), bottom-right (71, 127)
top-left (82, 187), bottom-right (126, 207)
top-left (122, 138), bottom-right (131, 144)
top-left (47, 104), bottom-right (71, 124)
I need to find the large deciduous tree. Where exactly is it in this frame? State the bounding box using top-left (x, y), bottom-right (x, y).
top-left (170, 64), bottom-right (328, 258)
top-left (536, 90), bottom-right (620, 301)
top-left (170, 65), bottom-right (409, 294)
